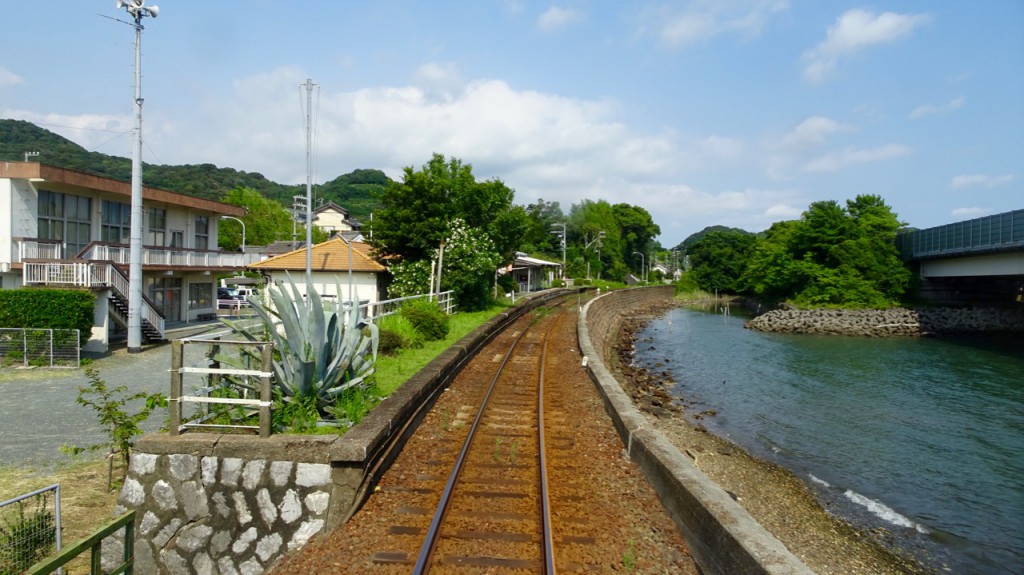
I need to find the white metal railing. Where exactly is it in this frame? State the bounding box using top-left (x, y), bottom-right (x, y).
top-left (12, 238), bottom-right (63, 262)
top-left (22, 261), bottom-right (165, 337)
top-left (78, 243), bottom-right (262, 268)
top-left (364, 290), bottom-right (455, 320)
top-left (0, 484), bottom-right (62, 574)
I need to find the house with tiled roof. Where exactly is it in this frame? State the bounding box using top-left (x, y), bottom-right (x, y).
top-left (246, 236), bottom-right (385, 308)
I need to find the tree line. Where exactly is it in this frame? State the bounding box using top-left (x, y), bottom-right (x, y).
top-left (685, 195), bottom-right (912, 308)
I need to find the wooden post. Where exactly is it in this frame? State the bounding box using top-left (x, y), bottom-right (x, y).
top-left (170, 339), bottom-right (183, 435)
top-left (259, 343), bottom-right (273, 438)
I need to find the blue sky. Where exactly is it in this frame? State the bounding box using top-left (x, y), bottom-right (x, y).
top-left (2, 1), bottom-right (1021, 248)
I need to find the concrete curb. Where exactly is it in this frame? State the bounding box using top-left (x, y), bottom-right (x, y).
top-left (578, 287), bottom-right (816, 575)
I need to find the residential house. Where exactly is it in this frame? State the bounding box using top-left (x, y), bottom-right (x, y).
top-left (0, 162), bottom-right (253, 350)
top-left (313, 201), bottom-right (361, 237)
top-left (246, 236), bottom-right (385, 311)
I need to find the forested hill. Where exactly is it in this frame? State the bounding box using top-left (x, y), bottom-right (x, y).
top-left (0, 119), bottom-right (386, 222)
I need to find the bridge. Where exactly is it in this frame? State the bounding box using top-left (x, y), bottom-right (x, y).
top-left (898, 209), bottom-right (1024, 304)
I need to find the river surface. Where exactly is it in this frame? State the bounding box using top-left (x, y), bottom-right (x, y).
top-left (632, 305), bottom-right (1024, 575)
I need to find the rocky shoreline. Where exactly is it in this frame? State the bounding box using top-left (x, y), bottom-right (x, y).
top-left (612, 301), bottom-right (932, 575)
top-left (745, 305), bottom-right (1024, 336)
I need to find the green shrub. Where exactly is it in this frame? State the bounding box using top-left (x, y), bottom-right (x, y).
top-left (0, 289), bottom-right (94, 339)
top-left (376, 314), bottom-right (424, 355)
top-left (496, 273), bottom-right (518, 294)
top-left (400, 298), bottom-right (450, 341)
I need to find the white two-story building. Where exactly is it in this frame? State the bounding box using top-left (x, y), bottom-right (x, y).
top-left (0, 161), bottom-right (255, 350)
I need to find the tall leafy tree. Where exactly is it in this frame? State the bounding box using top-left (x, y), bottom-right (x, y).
top-left (371, 154), bottom-right (526, 309)
top-left (220, 186), bottom-right (325, 250)
top-left (688, 230), bottom-right (757, 293)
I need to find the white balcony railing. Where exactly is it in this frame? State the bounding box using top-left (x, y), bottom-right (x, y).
top-left (10, 239), bottom-right (261, 268)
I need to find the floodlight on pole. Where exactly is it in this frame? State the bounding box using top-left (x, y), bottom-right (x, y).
top-left (118, 0), bottom-right (158, 353)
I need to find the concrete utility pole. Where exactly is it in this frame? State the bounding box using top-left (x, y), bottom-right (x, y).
top-left (118, 0), bottom-right (159, 353)
top-left (303, 78), bottom-right (316, 296)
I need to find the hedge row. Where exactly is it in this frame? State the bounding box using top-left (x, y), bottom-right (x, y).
top-left (0, 289), bottom-right (94, 336)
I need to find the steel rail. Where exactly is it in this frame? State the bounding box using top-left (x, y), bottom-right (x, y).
top-left (537, 308), bottom-right (563, 575)
top-left (412, 303), bottom-right (564, 574)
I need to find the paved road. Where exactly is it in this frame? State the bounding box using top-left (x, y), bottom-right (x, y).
top-left (0, 324), bottom-right (228, 469)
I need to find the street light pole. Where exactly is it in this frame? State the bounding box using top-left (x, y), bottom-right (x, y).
top-left (550, 223), bottom-right (566, 278)
top-left (118, 0), bottom-right (159, 353)
top-left (220, 216), bottom-right (246, 254)
top-left (633, 251), bottom-right (645, 284)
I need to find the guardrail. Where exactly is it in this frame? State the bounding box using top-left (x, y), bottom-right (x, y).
top-left (25, 511), bottom-right (134, 575)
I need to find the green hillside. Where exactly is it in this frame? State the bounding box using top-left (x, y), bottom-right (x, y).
top-left (0, 119), bottom-right (386, 222)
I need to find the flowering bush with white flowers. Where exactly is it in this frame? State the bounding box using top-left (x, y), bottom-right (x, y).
top-left (388, 218), bottom-right (502, 311)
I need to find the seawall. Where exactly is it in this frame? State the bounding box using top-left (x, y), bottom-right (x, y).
top-left (745, 306), bottom-right (1024, 336)
top-left (578, 286), bottom-right (815, 575)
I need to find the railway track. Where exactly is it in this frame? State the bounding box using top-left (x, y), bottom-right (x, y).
top-left (369, 297), bottom-right (600, 573)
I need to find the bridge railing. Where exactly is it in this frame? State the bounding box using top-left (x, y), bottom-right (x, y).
top-left (899, 209), bottom-right (1024, 259)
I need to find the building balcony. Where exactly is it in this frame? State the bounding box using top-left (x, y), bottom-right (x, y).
top-left (11, 239), bottom-right (263, 270)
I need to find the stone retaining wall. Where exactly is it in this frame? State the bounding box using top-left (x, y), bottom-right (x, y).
top-left (110, 289), bottom-right (573, 575)
top-left (579, 287), bottom-right (814, 575)
top-left (745, 306), bottom-right (1024, 336)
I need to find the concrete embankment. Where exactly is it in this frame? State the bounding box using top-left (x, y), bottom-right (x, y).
top-left (745, 306), bottom-right (1024, 336)
top-left (579, 287), bottom-right (814, 575)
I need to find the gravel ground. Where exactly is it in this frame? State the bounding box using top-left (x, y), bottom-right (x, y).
top-left (614, 302), bottom-right (933, 575)
top-left (0, 323), bottom-right (224, 468)
top-left (270, 302), bottom-right (698, 574)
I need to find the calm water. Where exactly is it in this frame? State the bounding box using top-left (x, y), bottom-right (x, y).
top-left (633, 306), bottom-right (1024, 575)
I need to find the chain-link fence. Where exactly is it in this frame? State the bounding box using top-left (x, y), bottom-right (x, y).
top-left (0, 484), bottom-right (62, 574)
top-left (0, 329), bottom-right (80, 369)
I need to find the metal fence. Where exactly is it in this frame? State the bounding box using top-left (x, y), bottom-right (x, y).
top-left (0, 329), bottom-right (80, 369)
top-left (0, 484), bottom-right (62, 574)
top-left (899, 208), bottom-right (1024, 259)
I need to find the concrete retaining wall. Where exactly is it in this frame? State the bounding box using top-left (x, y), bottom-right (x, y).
top-left (578, 286), bottom-right (815, 575)
top-left (112, 289), bottom-right (572, 574)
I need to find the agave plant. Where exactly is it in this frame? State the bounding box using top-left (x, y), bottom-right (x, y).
top-left (219, 273), bottom-right (378, 427)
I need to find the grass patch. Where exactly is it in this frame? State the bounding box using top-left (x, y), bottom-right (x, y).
top-left (373, 303), bottom-right (510, 397)
top-left (0, 457), bottom-right (119, 573)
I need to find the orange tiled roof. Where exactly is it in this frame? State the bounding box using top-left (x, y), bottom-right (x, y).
top-left (247, 237), bottom-right (385, 273)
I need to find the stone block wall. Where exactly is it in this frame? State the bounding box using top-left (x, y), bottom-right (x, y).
top-left (107, 437), bottom-right (336, 575)
top-left (745, 306), bottom-right (1024, 336)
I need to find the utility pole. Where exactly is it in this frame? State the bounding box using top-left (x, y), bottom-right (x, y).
top-left (303, 78), bottom-right (316, 295)
top-left (117, 0), bottom-right (159, 353)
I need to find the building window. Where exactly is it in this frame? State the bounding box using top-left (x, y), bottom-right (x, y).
top-left (148, 208), bottom-right (166, 246)
top-left (102, 200), bottom-right (131, 244)
top-left (188, 282), bottom-right (212, 310)
top-left (38, 190), bottom-right (91, 256)
top-left (195, 215), bottom-right (209, 250)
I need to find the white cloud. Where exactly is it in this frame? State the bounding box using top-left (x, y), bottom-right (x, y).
top-left (779, 116), bottom-right (854, 148)
top-left (909, 96), bottom-right (965, 120)
top-left (951, 207), bottom-right (991, 219)
top-left (2, 110), bottom-right (132, 154)
top-left (802, 9), bottom-right (930, 84)
top-left (0, 66), bottom-right (23, 88)
top-left (949, 174), bottom-right (1014, 189)
top-left (639, 1), bottom-right (790, 48)
top-left (410, 62), bottom-right (463, 103)
top-left (537, 6), bottom-right (584, 33)
top-left (803, 143), bottom-right (911, 172)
